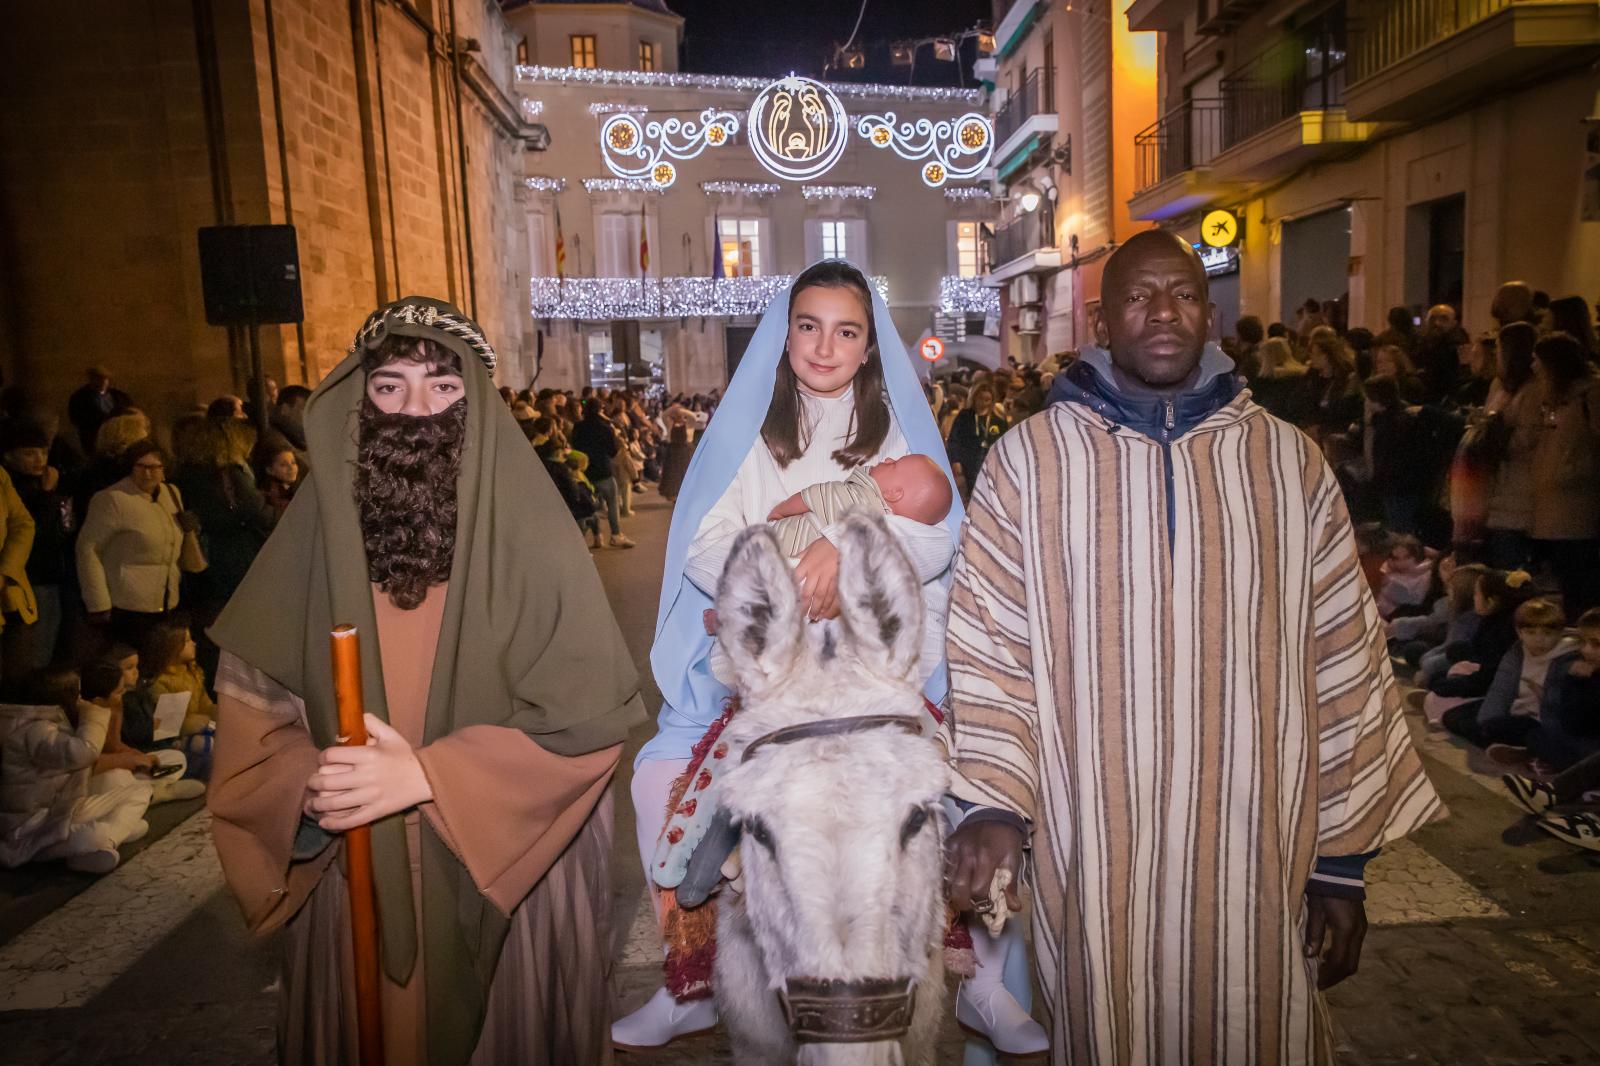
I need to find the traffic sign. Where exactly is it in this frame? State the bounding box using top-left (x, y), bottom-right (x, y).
top-left (919, 336), bottom-right (945, 362)
top-left (1200, 209), bottom-right (1240, 248)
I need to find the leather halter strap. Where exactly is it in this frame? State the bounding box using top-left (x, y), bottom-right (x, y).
top-left (740, 713), bottom-right (925, 765)
top-left (779, 977), bottom-right (918, 1044)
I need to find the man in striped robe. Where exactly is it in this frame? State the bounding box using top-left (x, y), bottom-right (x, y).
top-left (943, 231), bottom-right (1443, 1065)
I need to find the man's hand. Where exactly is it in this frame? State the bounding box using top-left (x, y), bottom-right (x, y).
top-left (766, 492), bottom-right (809, 521)
top-left (1304, 894), bottom-right (1367, 989)
top-left (945, 820), bottom-right (1024, 913)
top-left (792, 538), bottom-right (840, 622)
top-left (305, 714), bottom-right (433, 832)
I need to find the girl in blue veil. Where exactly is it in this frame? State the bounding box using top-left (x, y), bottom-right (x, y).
top-left (616, 261), bottom-right (1045, 1060)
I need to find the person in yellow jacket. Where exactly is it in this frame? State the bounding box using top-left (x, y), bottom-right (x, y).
top-left (0, 466), bottom-right (38, 686)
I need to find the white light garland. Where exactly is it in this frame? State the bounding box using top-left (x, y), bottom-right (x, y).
top-left (600, 107), bottom-right (740, 189)
top-left (521, 99), bottom-right (544, 119)
top-left (939, 275), bottom-right (1000, 315)
top-left (701, 181), bottom-right (782, 197)
top-left (857, 110), bottom-right (996, 187)
top-left (801, 184), bottom-right (877, 200)
top-left (581, 177), bottom-right (668, 194)
top-left (532, 275), bottom-right (890, 319)
top-left (747, 76), bottom-right (851, 182)
top-left (588, 102), bottom-right (648, 116)
top-left (524, 176), bottom-right (568, 193)
top-left (943, 185), bottom-right (993, 201)
top-left (516, 65), bottom-right (983, 105)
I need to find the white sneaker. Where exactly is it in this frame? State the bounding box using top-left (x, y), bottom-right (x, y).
top-left (956, 982), bottom-right (1049, 1056)
top-left (152, 778), bottom-right (206, 804)
top-left (65, 847), bottom-right (121, 875)
top-left (611, 986), bottom-right (717, 1049)
top-left (610, 534), bottom-right (637, 549)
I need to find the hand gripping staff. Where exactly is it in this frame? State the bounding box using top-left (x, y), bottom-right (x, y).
top-left (331, 625), bottom-right (385, 1066)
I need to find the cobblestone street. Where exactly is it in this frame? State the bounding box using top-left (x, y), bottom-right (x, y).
top-left (2, 489), bottom-right (1598, 1065)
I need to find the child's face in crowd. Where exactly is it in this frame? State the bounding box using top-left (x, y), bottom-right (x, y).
top-left (1579, 629), bottom-right (1600, 668)
top-left (1473, 581), bottom-right (1494, 616)
top-left (1389, 545), bottom-right (1420, 567)
top-left (118, 653), bottom-right (139, 691)
top-left (181, 635), bottom-right (197, 665)
top-left (1517, 621), bottom-right (1564, 658)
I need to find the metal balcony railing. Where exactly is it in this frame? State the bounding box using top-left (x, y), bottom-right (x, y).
top-left (1347, 0), bottom-right (1513, 82)
top-left (1134, 98), bottom-right (1225, 194)
top-left (994, 214), bottom-right (1050, 266)
top-left (1220, 28), bottom-right (1348, 146)
top-left (995, 69), bottom-right (1048, 147)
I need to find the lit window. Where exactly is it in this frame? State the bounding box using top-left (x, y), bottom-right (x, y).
top-left (719, 218), bottom-right (762, 277)
top-left (956, 221), bottom-right (986, 277)
top-left (516, 38), bottom-right (528, 65)
top-left (570, 35), bottom-right (597, 68)
top-left (820, 220), bottom-right (848, 260)
top-left (639, 41), bottom-right (657, 72)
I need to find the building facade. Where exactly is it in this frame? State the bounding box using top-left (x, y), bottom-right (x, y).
top-left (1123, 0), bottom-right (1600, 333)
top-left (502, 1), bottom-right (1002, 395)
top-left (0, 0), bottom-right (541, 428)
top-left (979, 0), bottom-right (1160, 363)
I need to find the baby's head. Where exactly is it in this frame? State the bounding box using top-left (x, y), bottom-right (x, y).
top-left (1387, 534), bottom-right (1425, 568)
top-left (869, 454), bottom-right (953, 526)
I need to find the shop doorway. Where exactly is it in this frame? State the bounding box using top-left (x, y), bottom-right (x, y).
top-left (1279, 207), bottom-right (1351, 324)
top-left (1404, 193), bottom-right (1465, 315)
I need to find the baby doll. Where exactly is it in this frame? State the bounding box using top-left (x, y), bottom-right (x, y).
top-left (763, 453), bottom-right (954, 557)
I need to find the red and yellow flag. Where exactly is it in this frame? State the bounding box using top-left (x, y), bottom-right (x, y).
top-left (639, 204), bottom-right (650, 275)
top-left (554, 205), bottom-right (566, 279)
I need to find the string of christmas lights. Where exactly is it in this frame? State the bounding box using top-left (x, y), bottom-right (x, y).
top-left (531, 275), bottom-right (891, 319)
top-left (516, 65), bottom-right (983, 105)
top-left (588, 102), bottom-right (649, 116)
top-left (801, 184), bottom-right (877, 200)
top-left (939, 275), bottom-right (1000, 315)
top-left (943, 185), bottom-right (993, 201)
top-left (701, 181), bottom-right (782, 196)
top-left (524, 176), bottom-right (568, 193)
top-left (581, 177), bottom-right (668, 194)
top-left (521, 99), bottom-right (544, 119)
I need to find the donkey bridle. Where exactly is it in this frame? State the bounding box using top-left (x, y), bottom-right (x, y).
top-left (737, 712), bottom-right (929, 1042)
top-left (740, 713), bottom-right (925, 764)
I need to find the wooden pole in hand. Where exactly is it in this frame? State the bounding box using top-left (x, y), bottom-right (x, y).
top-left (330, 624), bottom-right (385, 1066)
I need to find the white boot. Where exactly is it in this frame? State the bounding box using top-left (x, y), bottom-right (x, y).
top-left (956, 919), bottom-right (1049, 1056)
top-left (611, 985), bottom-right (717, 1049)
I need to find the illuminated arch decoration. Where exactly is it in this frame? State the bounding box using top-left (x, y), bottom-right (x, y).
top-left (747, 75), bottom-right (851, 182)
top-left (599, 108), bottom-right (741, 189)
top-left (855, 111), bottom-right (994, 187)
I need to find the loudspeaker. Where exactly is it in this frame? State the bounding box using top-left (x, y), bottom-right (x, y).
top-left (197, 224), bottom-right (304, 325)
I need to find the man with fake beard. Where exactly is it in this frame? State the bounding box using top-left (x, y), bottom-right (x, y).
top-left (943, 232), bottom-right (1443, 1064)
top-left (207, 297), bottom-right (644, 1065)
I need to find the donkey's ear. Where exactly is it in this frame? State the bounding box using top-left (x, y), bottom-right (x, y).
top-left (833, 513), bottom-right (924, 685)
top-left (715, 526), bottom-right (808, 695)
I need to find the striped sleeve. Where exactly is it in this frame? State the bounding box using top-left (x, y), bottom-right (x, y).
top-left (1306, 461), bottom-right (1445, 858)
top-left (945, 436), bottom-right (1042, 823)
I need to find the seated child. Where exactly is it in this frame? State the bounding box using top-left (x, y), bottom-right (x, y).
top-left (1441, 598), bottom-right (1576, 748)
top-left (763, 454), bottom-right (955, 556)
top-left (1489, 607), bottom-right (1600, 775)
top-left (1426, 568), bottom-right (1535, 702)
top-left (0, 666), bottom-right (153, 874)
top-left (1390, 560), bottom-right (1484, 681)
top-left (136, 620), bottom-right (217, 738)
top-left (1376, 534), bottom-right (1438, 620)
top-left (81, 659), bottom-right (205, 804)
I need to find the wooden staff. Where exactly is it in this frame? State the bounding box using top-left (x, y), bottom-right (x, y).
top-left (331, 624), bottom-right (385, 1066)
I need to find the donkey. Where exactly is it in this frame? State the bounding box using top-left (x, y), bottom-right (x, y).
top-left (710, 513), bottom-right (950, 1065)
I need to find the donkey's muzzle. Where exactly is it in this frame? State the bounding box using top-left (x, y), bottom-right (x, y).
top-left (779, 976), bottom-right (917, 1044)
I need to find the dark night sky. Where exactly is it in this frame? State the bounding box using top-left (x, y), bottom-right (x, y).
top-left (666, 0), bottom-right (995, 86)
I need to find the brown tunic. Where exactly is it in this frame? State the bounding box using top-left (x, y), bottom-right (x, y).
top-left (209, 583), bottom-right (621, 1065)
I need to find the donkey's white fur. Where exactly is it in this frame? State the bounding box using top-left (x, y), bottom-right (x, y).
top-left (713, 514), bottom-right (949, 1066)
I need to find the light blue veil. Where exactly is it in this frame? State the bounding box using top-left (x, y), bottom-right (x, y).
top-left (639, 260), bottom-right (965, 766)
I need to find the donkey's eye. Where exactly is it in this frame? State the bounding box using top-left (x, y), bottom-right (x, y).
top-left (900, 806), bottom-right (929, 849)
top-left (746, 818), bottom-right (776, 854)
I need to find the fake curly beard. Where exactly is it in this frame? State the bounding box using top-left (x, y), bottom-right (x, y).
top-left (354, 396), bottom-right (467, 610)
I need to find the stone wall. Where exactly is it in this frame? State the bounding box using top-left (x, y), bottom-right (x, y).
top-left (0, 0), bottom-right (535, 433)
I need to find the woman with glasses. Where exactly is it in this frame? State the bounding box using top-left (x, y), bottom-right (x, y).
top-left (76, 439), bottom-right (188, 647)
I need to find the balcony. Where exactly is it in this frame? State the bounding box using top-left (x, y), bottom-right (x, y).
top-left (1130, 99), bottom-right (1245, 220)
top-left (1128, 28), bottom-right (1376, 217)
top-left (984, 214), bottom-right (1062, 283)
top-left (994, 69), bottom-right (1060, 178)
top-left (1344, 0), bottom-right (1600, 121)
top-left (1197, 0), bottom-right (1273, 35)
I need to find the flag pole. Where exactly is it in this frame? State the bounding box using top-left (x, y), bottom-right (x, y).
top-left (330, 625), bottom-right (384, 1066)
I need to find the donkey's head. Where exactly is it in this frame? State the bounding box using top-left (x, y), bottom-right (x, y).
top-left (714, 514), bottom-right (949, 1058)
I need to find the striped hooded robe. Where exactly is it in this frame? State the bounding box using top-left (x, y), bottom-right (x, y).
top-left (945, 350), bottom-right (1443, 1065)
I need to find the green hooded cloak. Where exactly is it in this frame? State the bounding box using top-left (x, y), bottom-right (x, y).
top-left (210, 296), bottom-right (644, 1064)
